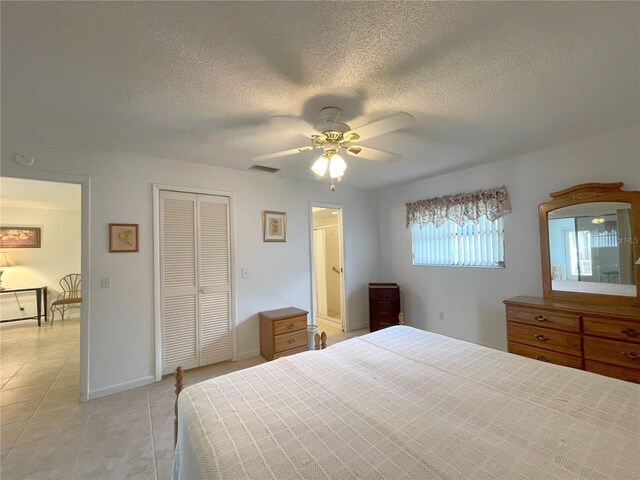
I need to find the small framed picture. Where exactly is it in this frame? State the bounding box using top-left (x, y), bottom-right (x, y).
top-left (109, 223), bottom-right (139, 252)
top-left (0, 226), bottom-right (41, 248)
top-left (262, 211), bottom-right (287, 242)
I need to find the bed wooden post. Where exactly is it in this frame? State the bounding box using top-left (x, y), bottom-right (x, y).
top-left (174, 366), bottom-right (184, 447)
top-left (314, 331), bottom-right (328, 350)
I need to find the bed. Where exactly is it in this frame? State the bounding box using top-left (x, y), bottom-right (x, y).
top-left (173, 325), bottom-right (640, 479)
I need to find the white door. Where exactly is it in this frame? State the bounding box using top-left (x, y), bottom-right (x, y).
top-left (160, 191), bottom-right (232, 374)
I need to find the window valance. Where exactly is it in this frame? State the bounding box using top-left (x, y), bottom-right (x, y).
top-left (406, 185), bottom-right (512, 229)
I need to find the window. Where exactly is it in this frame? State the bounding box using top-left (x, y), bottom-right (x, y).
top-left (411, 215), bottom-right (505, 267)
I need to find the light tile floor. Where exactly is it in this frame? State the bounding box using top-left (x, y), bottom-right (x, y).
top-left (1, 317), bottom-right (367, 479)
top-left (316, 317), bottom-right (368, 346)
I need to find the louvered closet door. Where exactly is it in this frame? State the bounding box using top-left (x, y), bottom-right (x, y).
top-left (160, 191), bottom-right (233, 375)
top-left (197, 195), bottom-right (232, 365)
top-left (161, 191), bottom-right (199, 374)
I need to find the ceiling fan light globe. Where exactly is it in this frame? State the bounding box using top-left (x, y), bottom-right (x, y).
top-left (311, 156), bottom-right (329, 177)
top-left (329, 154), bottom-right (346, 178)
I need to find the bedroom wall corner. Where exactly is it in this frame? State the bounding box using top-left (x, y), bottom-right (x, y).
top-left (377, 124), bottom-right (640, 350)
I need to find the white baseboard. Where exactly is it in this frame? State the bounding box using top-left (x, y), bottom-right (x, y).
top-left (88, 375), bottom-right (155, 400)
top-left (236, 349), bottom-right (260, 361)
top-left (348, 321), bottom-right (369, 332)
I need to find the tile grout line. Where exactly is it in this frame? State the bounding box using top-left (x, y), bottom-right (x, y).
top-left (147, 390), bottom-right (160, 480)
top-left (71, 401), bottom-right (94, 480)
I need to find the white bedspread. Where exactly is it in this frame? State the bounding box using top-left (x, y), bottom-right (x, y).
top-left (173, 326), bottom-right (640, 479)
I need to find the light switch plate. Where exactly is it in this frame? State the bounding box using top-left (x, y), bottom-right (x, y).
top-left (241, 268), bottom-right (248, 279)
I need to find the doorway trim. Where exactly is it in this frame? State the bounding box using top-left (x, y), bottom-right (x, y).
top-left (309, 201), bottom-right (348, 332)
top-left (1, 167), bottom-right (91, 401)
top-left (152, 184), bottom-right (238, 381)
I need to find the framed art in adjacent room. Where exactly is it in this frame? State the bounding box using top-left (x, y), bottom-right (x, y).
top-left (109, 223), bottom-right (139, 252)
top-left (0, 226), bottom-right (41, 248)
top-left (263, 211), bottom-right (287, 242)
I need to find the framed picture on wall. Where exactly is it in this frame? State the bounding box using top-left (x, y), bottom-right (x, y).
top-left (0, 226), bottom-right (41, 248)
top-left (262, 211), bottom-right (287, 242)
top-left (109, 223), bottom-right (139, 252)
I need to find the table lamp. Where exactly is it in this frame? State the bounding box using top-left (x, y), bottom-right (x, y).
top-left (0, 252), bottom-right (17, 291)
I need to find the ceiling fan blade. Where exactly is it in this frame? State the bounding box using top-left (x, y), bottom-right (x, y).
top-left (270, 115), bottom-right (318, 137)
top-left (348, 112), bottom-right (415, 141)
top-left (252, 146), bottom-right (314, 162)
top-left (345, 146), bottom-right (401, 164)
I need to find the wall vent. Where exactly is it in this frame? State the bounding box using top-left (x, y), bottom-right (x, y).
top-left (249, 164), bottom-right (280, 174)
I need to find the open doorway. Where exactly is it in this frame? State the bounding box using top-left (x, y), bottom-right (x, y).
top-left (0, 177), bottom-right (82, 410)
top-left (311, 206), bottom-right (345, 338)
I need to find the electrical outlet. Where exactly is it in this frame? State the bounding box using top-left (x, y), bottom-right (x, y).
top-left (101, 276), bottom-right (111, 289)
top-left (438, 312), bottom-right (445, 320)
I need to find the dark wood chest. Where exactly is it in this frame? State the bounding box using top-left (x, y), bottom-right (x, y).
top-left (369, 283), bottom-right (401, 332)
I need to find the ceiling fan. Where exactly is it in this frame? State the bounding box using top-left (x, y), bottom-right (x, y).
top-left (252, 107), bottom-right (414, 191)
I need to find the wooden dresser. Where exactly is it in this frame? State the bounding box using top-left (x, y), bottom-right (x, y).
top-left (369, 283), bottom-right (401, 332)
top-left (504, 296), bottom-right (640, 383)
top-left (260, 307), bottom-right (309, 361)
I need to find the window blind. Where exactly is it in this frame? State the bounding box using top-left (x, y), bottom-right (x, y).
top-left (411, 215), bottom-right (505, 267)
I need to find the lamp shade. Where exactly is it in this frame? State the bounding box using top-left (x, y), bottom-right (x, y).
top-left (329, 154), bottom-right (346, 178)
top-left (0, 252), bottom-right (17, 267)
top-left (311, 156), bottom-right (329, 177)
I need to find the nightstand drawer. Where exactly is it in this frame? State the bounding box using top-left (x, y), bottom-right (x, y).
top-left (274, 329), bottom-right (308, 354)
top-left (273, 315), bottom-right (307, 336)
top-left (273, 345), bottom-right (308, 360)
top-left (506, 305), bottom-right (580, 332)
top-left (507, 322), bottom-right (582, 355)
top-left (508, 342), bottom-right (582, 369)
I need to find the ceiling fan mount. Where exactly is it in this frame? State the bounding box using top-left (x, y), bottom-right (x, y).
top-left (252, 107), bottom-right (415, 191)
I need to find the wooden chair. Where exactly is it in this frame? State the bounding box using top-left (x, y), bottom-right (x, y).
top-left (51, 274), bottom-right (81, 325)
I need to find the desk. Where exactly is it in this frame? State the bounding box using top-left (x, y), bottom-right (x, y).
top-left (0, 287), bottom-right (48, 326)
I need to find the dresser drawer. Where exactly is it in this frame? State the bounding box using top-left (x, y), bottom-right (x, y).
top-left (583, 316), bottom-right (640, 344)
top-left (585, 360), bottom-right (640, 383)
top-left (508, 342), bottom-right (582, 369)
top-left (273, 345), bottom-right (308, 360)
top-left (506, 305), bottom-right (580, 333)
top-left (584, 336), bottom-right (640, 369)
top-left (273, 315), bottom-right (307, 336)
top-left (274, 329), bottom-right (308, 354)
top-left (507, 322), bottom-right (582, 355)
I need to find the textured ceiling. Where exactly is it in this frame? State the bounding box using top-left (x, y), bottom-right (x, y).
top-left (1, 2), bottom-right (639, 190)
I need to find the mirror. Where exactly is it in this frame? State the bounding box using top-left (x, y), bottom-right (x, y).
top-left (547, 202), bottom-right (635, 296)
top-left (539, 183), bottom-right (640, 305)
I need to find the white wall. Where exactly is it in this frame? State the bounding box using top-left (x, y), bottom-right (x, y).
top-left (1, 150), bottom-right (380, 398)
top-left (0, 205), bottom-right (81, 320)
top-left (378, 125), bottom-right (640, 350)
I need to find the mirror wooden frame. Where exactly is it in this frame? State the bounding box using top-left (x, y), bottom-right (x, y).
top-left (539, 182), bottom-right (640, 306)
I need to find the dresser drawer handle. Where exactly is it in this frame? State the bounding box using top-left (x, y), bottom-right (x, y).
top-left (287, 337), bottom-right (296, 345)
top-left (535, 355), bottom-right (550, 362)
top-left (533, 315), bottom-right (548, 322)
top-left (622, 351), bottom-right (639, 361)
top-left (622, 328), bottom-right (639, 338)
top-left (534, 334), bottom-right (549, 342)
top-left (287, 322), bottom-right (296, 329)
